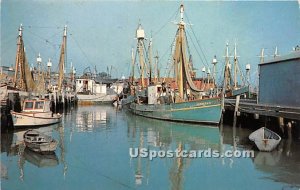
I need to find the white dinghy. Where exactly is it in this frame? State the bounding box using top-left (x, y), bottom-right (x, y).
top-left (249, 127), bottom-right (281, 152)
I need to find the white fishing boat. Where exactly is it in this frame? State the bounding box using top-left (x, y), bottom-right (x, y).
top-left (10, 99), bottom-right (62, 127)
top-left (23, 129), bottom-right (58, 153)
top-left (76, 78), bottom-right (117, 104)
top-left (249, 127), bottom-right (281, 151)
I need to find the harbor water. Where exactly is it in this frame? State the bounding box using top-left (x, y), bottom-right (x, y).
top-left (1, 105), bottom-right (300, 190)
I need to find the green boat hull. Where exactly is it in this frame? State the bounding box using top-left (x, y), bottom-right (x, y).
top-left (129, 98), bottom-right (222, 125)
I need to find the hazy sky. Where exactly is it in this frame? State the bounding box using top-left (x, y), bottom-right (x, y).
top-left (1, 0), bottom-right (300, 83)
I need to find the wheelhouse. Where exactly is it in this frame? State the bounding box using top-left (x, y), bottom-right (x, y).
top-left (23, 99), bottom-right (51, 112)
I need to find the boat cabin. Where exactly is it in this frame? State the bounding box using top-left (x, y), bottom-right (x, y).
top-left (24, 132), bottom-right (47, 142)
top-left (76, 78), bottom-right (107, 94)
top-left (147, 84), bottom-right (174, 104)
top-left (22, 99), bottom-right (51, 112)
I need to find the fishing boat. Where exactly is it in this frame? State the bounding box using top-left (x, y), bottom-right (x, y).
top-left (223, 43), bottom-right (250, 98)
top-left (129, 4), bottom-right (223, 125)
top-left (249, 127), bottom-right (281, 151)
top-left (76, 77), bottom-right (117, 104)
top-left (23, 129), bottom-right (58, 153)
top-left (10, 99), bottom-right (62, 127)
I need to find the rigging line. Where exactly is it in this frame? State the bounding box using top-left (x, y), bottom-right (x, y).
top-left (184, 30), bottom-right (192, 59)
top-left (185, 13), bottom-right (210, 67)
top-left (69, 33), bottom-right (95, 68)
top-left (184, 29), bottom-right (198, 72)
top-left (185, 30), bottom-right (208, 68)
top-left (159, 31), bottom-right (178, 75)
top-left (23, 25), bottom-right (62, 29)
top-left (236, 59), bottom-right (246, 84)
top-left (48, 30), bottom-right (64, 40)
top-left (23, 40), bottom-right (38, 56)
top-left (152, 6), bottom-right (180, 38)
top-left (25, 29), bottom-right (57, 47)
top-left (164, 40), bottom-right (177, 78)
top-left (215, 62), bottom-right (225, 86)
top-left (159, 40), bottom-right (174, 66)
top-left (163, 33), bottom-right (178, 77)
top-left (162, 49), bottom-right (173, 78)
top-left (143, 41), bottom-right (150, 74)
top-left (165, 58), bottom-right (175, 79)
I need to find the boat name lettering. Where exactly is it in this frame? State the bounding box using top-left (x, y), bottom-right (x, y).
top-left (196, 102), bottom-right (212, 106)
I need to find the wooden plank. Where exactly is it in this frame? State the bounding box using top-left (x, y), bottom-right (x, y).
top-left (224, 100), bottom-right (300, 120)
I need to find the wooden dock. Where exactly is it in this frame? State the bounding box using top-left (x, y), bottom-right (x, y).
top-left (225, 99), bottom-right (300, 121)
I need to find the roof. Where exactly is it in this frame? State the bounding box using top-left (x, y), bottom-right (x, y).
top-left (260, 50), bottom-right (300, 66)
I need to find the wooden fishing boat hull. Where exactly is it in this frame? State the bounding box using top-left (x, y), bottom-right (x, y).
top-left (23, 129), bottom-right (58, 153)
top-left (77, 94), bottom-right (117, 105)
top-left (249, 127), bottom-right (281, 151)
top-left (10, 111), bottom-right (62, 127)
top-left (121, 95), bottom-right (135, 106)
top-left (129, 98), bottom-right (222, 125)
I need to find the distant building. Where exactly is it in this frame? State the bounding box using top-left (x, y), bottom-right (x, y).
top-left (0, 66), bottom-right (14, 84)
top-left (258, 47), bottom-right (300, 107)
top-left (0, 66), bottom-right (14, 77)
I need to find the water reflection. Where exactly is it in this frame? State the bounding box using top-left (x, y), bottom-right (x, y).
top-left (1, 106), bottom-right (300, 189)
top-left (126, 112), bottom-right (300, 188)
top-left (1, 126), bottom-right (57, 157)
top-left (24, 148), bottom-right (59, 168)
top-left (75, 106), bottom-right (108, 132)
top-left (126, 114), bottom-right (220, 188)
top-left (1, 124), bottom-right (66, 181)
top-left (253, 139), bottom-right (300, 185)
top-left (222, 120), bottom-right (300, 186)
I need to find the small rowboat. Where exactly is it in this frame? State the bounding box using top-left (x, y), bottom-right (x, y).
top-left (249, 127), bottom-right (281, 152)
top-left (23, 129), bottom-right (58, 153)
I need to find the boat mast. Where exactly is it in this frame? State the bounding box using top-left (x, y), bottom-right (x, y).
top-left (256, 48), bottom-right (265, 103)
top-left (273, 46), bottom-right (280, 58)
top-left (13, 24), bottom-right (25, 90)
top-left (47, 58), bottom-right (52, 89)
top-left (131, 48), bottom-right (135, 83)
top-left (35, 53), bottom-right (46, 94)
top-left (136, 23), bottom-right (146, 88)
top-left (58, 25), bottom-right (67, 92)
top-left (173, 4), bottom-right (186, 100)
top-left (148, 36), bottom-right (153, 84)
top-left (224, 43), bottom-right (232, 91)
top-left (233, 43), bottom-right (239, 89)
top-left (259, 48), bottom-right (265, 64)
top-left (211, 56), bottom-right (218, 88)
top-left (173, 4), bottom-right (204, 100)
top-left (13, 24), bottom-right (35, 92)
top-left (154, 51), bottom-right (159, 84)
